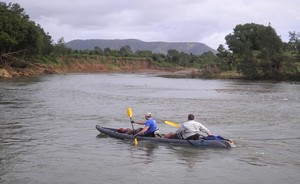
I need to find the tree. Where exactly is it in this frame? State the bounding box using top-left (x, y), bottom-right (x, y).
top-left (119, 45), bottom-right (133, 57)
top-left (0, 2), bottom-right (53, 64)
top-left (288, 31), bottom-right (300, 52)
top-left (288, 31), bottom-right (300, 61)
top-left (167, 49), bottom-right (180, 64)
top-left (225, 23), bottom-right (283, 79)
top-left (135, 50), bottom-right (153, 58)
top-left (103, 48), bottom-right (112, 56)
top-left (93, 46), bottom-right (103, 55)
top-left (216, 44), bottom-right (234, 70)
top-left (53, 37), bottom-right (70, 55)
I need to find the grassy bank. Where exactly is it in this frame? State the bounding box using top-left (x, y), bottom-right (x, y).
top-left (0, 56), bottom-right (181, 79)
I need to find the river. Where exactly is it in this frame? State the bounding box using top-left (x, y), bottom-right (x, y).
top-left (0, 73), bottom-right (299, 184)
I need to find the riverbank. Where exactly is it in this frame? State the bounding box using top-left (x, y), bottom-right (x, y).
top-left (0, 63), bottom-right (244, 80)
top-left (0, 55), bottom-right (251, 80)
top-left (0, 57), bottom-right (199, 79)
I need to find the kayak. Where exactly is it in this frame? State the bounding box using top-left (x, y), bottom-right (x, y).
top-left (95, 125), bottom-right (236, 148)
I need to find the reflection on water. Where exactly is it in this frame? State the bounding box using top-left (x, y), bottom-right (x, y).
top-left (0, 73), bottom-right (299, 184)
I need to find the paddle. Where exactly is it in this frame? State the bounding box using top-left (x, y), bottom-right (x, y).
top-left (127, 107), bottom-right (138, 145)
top-left (164, 120), bottom-right (194, 146)
top-left (164, 120), bottom-right (180, 128)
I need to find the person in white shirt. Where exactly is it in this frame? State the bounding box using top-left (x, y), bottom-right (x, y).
top-left (164, 114), bottom-right (212, 139)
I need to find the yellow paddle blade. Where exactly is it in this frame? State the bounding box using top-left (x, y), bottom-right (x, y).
top-left (127, 107), bottom-right (132, 118)
top-left (134, 138), bottom-right (138, 145)
top-left (164, 120), bottom-right (180, 128)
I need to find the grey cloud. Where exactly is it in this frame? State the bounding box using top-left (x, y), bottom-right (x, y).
top-left (6, 0), bottom-right (300, 49)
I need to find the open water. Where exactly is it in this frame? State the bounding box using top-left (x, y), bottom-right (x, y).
top-left (0, 73), bottom-right (299, 184)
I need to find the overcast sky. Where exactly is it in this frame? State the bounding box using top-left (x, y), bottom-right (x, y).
top-left (5, 0), bottom-right (300, 49)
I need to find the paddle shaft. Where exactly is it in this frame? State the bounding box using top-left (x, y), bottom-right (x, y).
top-left (130, 117), bottom-right (135, 135)
top-left (127, 108), bottom-right (137, 145)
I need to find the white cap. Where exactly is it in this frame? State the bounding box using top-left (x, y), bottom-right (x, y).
top-left (146, 112), bottom-right (152, 117)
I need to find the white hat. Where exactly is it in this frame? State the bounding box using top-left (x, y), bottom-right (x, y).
top-left (146, 112), bottom-right (152, 117)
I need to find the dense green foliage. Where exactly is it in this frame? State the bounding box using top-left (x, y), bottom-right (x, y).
top-left (218, 23), bottom-right (299, 80)
top-left (0, 2), bottom-right (52, 65)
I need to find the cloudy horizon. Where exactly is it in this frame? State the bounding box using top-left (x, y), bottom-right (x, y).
top-left (4, 0), bottom-right (300, 49)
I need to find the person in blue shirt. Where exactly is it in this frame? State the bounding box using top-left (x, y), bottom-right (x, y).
top-left (127, 113), bottom-right (159, 137)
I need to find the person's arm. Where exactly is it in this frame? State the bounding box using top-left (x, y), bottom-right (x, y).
top-left (134, 121), bottom-right (146, 125)
top-left (199, 123), bottom-right (212, 135)
top-left (206, 130), bottom-right (212, 136)
top-left (136, 126), bottom-right (149, 135)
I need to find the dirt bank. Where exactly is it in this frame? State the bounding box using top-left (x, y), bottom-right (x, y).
top-left (0, 57), bottom-right (196, 79)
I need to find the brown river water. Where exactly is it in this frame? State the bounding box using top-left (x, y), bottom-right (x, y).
top-left (0, 73), bottom-right (299, 184)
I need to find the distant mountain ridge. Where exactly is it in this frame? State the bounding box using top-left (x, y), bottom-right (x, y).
top-left (65, 39), bottom-right (216, 55)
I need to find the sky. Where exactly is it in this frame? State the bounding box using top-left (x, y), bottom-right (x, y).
top-left (5, 0), bottom-right (300, 49)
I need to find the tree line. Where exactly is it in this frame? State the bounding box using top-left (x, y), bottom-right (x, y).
top-left (218, 23), bottom-right (300, 80)
top-left (0, 2), bottom-right (299, 80)
top-left (61, 43), bottom-right (222, 71)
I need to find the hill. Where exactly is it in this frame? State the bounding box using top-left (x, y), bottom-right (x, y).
top-left (65, 39), bottom-right (216, 55)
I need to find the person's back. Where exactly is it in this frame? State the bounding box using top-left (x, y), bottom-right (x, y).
top-left (144, 117), bottom-right (158, 135)
top-left (176, 119), bottom-right (210, 139)
top-left (173, 114), bottom-right (211, 139)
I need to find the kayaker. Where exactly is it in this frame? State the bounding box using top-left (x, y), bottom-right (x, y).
top-left (163, 114), bottom-right (212, 139)
top-left (126, 112), bottom-right (159, 137)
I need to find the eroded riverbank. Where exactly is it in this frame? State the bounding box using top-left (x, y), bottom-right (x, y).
top-left (0, 57), bottom-right (197, 79)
